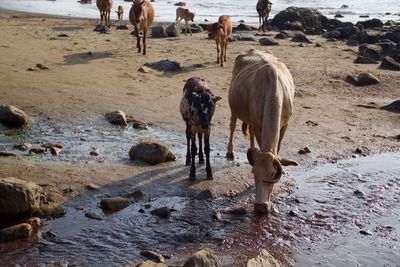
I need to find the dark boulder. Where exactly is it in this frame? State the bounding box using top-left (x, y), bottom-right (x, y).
top-left (357, 19), bottom-right (384, 29)
top-left (354, 56), bottom-right (379, 64)
top-left (380, 56), bottom-right (400, 70)
top-left (259, 37), bottom-right (279, 46)
top-left (335, 22), bottom-right (359, 38)
top-left (0, 105), bottom-right (29, 128)
top-left (384, 30), bottom-right (400, 43)
top-left (345, 73), bottom-right (380, 86)
top-left (381, 100), bottom-right (400, 113)
top-left (105, 110), bottom-right (128, 126)
top-left (291, 33), bottom-right (312, 43)
top-left (270, 7), bottom-right (328, 32)
top-left (151, 25), bottom-right (168, 38)
top-left (129, 140), bottom-right (176, 165)
top-left (234, 23), bottom-right (257, 31)
top-left (359, 44), bottom-right (382, 61)
top-left (145, 60), bottom-right (181, 72)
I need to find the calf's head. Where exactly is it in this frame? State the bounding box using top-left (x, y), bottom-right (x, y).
top-left (187, 12), bottom-right (195, 22)
top-left (190, 92), bottom-right (221, 130)
top-left (247, 147), bottom-right (298, 213)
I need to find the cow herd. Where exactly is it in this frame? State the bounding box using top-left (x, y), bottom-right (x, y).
top-left (95, 0), bottom-right (295, 213)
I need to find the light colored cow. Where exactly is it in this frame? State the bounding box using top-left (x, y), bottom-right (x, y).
top-left (175, 7), bottom-right (195, 36)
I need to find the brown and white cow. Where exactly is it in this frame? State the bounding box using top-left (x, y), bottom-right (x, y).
top-left (212, 15), bottom-right (232, 67)
top-left (116, 5), bottom-right (124, 25)
top-left (129, 0), bottom-right (154, 55)
top-left (180, 77), bottom-right (221, 180)
top-left (96, 0), bottom-right (114, 28)
top-left (175, 7), bottom-right (195, 36)
top-left (226, 48), bottom-right (298, 213)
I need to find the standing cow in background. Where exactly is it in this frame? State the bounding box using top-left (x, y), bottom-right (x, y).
top-left (129, 0), bottom-right (154, 55)
top-left (175, 7), bottom-right (195, 36)
top-left (96, 0), bottom-right (114, 28)
top-left (256, 0), bottom-right (272, 32)
top-left (212, 15), bottom-right (232, 67)
top-left (116, 5), bottom-right (124, 26)
top-left (226, 48), bottom-right (298, 213)
top-left (180, 77), bottom-right (221, 180)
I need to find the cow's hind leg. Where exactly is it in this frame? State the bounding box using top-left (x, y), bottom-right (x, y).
top-left (205, 132), bottom-right (213, 180)
top-left (226, 113), bottom-right (237, 159)
top-left (216, 40), bottom-right (220, 64)
top-left (189, 133), bottom-right (197, 180)
top-left (198, 132), bottom-right (204, 164)
top-left (142, 28), bottom-right (147, 55)
top-left (220, 40), bottom-right (225, 67)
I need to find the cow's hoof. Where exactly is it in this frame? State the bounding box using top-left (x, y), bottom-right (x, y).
top-left (226, 152), bottom-right (234, 160)
top-left (254, 203), bottom-right (271, 214)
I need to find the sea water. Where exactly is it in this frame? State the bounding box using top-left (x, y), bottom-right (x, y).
top-left (0, 0), bottom-right (399, 25)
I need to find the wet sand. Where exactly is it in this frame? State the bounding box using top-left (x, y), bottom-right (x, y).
top-left (0, 9), bottom-right (399, 266)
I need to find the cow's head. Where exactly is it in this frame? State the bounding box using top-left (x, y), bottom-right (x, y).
top-left (191, 92), bottom-right (221, 130)
top-left (188, 11), bottom-right (195, 22)
top-left (247, 147), bottom-right (298, 213)
top-left (133, 0), bottom-right (145, 24)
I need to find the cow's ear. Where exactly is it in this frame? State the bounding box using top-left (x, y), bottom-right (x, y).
top-left (213, 96), bottom-right (222, 103)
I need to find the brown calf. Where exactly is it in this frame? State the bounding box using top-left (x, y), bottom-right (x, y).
top-left (213, 16), bottom-right (232, 67)
top-left (96, 0), bottom-right (114, 28)
top-left (129, 0), bottom-right (155, 55)
top-left (115, 5), bottom-right (124, 25)
top-left (175, 7), bottom-right (195, 36)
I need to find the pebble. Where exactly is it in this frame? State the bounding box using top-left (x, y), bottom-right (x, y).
top-left (90, 147), bottom-right (100, 156)
top-left (359, 229), bottom-right (372, 235)
top-left (85, 212), bottom-right (102, 220)
top-left (150, 206), bottom-right (171, 218)
top-left (140, 250), bottom-right (165, 263)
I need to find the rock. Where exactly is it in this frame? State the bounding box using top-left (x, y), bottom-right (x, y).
top-left (234, 23), bottom-right (257, 31)
top-left (335, 14), bottom-right (344, 18)
top-left (100, 197), bottom-right (130, 212)
top-left (36, 63), bottom-right (49, 70)
top-left (288, 210), bottom-right (298, 217)
top-left (27, 217), bottom-right (41, 229)
top-left (183, 248), bottom-right (224, 267)
top-left (359, 44), bottom-right (382, 61)
top-left (150, 206), bottom-right (171, 218)
top-left (353, 189), bottom-right (366, 197)
top-left (226, 207), bottom-right (247, 215)
top-left (291, 33), bottom-right (312, 43)
top-left (335, 22), bottom-right (359, 38)
top-left (322, 30), bottom-right (341, 39)
top-left (132, 119), bottom-right (149, 130)
top-left (145, 60), bottom-right (181, 72)
top-left (345, 73), bottom-right (380, 86)
top-left (136, 261), bottom-right (168, 267)
top-left (341, 4), bottom-right (349, 8)
top-left (0, 151), bottom-right (17, 157)
top-left (298, 147), bottom-right (311, 154)
top-left (116, 25), bottom-right (129, 30)
top-left (90, 147), bottom-right (100, 156)
top-left (229, 33), bottom-right (256, 42)
top-left (384, 30), bottom-right (400, 43)
top-left (357, 73), bottom-right (380, 86)
top-left (357, 18), bottom-right (383, 29)
top-left (85, 183), bottom-right (100, 190)
top-left (129, 140), bottom-right (176, 165)
top-left (174, 1), bottom-right (185, 6)
top-left (151, 25), bottom-right (168, 38)
top-left (381, 100), bottom-right (400, 113)
top-left (166, 23), bottom-right (180, 37)
top-left (50, 147), bottom-right (61, 155)
top-left (354, 56), bottom-right (379, 64)
top-left (185, 24), bottom-right (203, 34)
top-left (259, 38), bottom-right (278, 46)
top-left (0, 177), bottom-right (42, 214)
top-left (0, 223), bottom-right (32, 242)
top-left (274, 33), bottom-right (287, 39)
top-left (211, 210), bottom-right (222, 221)
top-left (42, 143), bottom-right (64, 149)
top-left (247, 249), bottom-right (280, 267)
top-left (105, 110), bottom-right (128, 126)
top-left (128, 189), bottom-right (144, 199)
top-left (348, 31), bottom-right (370, 44)
top-left (270, 7), bottom-right (329, 32)
top-left (140, 250), bottom-right (165, 263)
top-left (380, 56), bottom-right (400, 70)
top-left (195, 189), bottom-right (216, 200)
top-left (359, 229), bottom-right (372, 235)
top-left (0, 105), bottom-right (29, 128)
top-left (13, 143), bottom-right (31, 150)
top-left (85, 212), bottom-right (102, 220)
top-left (315, 42), bottom-right (322, 47)
top-left (93, 24), bottom-right (109, 33)
top-left (29, 147), bottom-right (47, 154)
top-left (139, 66), bottom-right (152, 73)
top-left (346, 39), bottom-right (360, 46)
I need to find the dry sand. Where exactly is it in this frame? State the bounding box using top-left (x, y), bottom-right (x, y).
top-left (0, 9), bottom-right (399, 218)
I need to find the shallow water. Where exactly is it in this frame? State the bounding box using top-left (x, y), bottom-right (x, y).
top-left (0, 0), bottom-right (399, 25)
top-left (0, 120), bottom-right (399, 266)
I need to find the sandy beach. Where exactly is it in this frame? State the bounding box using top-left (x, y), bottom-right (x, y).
top-left (0, 8), bottom-right (399, 266)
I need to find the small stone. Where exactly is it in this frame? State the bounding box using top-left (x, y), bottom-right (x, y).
top-left (211, 210), bottom-right (222, 221)
top-left (357, 73), bottom-right (380, 86)
top-left (291, 33), bottom-right (312, 43)
top-left (105, 110), bottom-right (128, 126)
top-left (359, 229), bottom-right (372, 235)
top-left (145, 60), bottom-right (181, 72)
top-left (183, 248), bottom-right (224, 267)
top-left (195, 189), bottom-right (216, 200)
top-left (353, 189), bottom-right (366, 197)
top-left (129, 189), bottom-right (144, 199)
top-left (100, 197), bottom-right (130, 212)
top-left (13, 143), bottom-right (31, 150)
top-left (85, 183), bottom-right (100, 190)
top-left (380, 56), bottom-right (400, 71)
top-left (298, 147), bottom-right (311, 154)
top-left (29, 147), bottom-right (47, 154)
top-left (0, 151), bottom-right (17, 157)
top-left (315, 42), bottom-right (322, 47)
top-left (226, 206), bottom-right (247, 215)
top-left (0, 223), bottom-right (32, 242)
top-left (150, 206), bottom-right (171, 218)
top-left (36, 63), bottom-right (49, 70)
top-left (85, 212), bottom-right (102, 220)
top-left (140, 250), bottom-right (165, 263)
top-left (145, 204), bottom-right (152, 209)
top-left (259, 37), bottom-right (278, 46)
top-left (138, 208), bottom-right (145, 213)
top-left (132, 119), bottom-right (148, 130)
top-left (306, 120), bottom-right (318, 126)
top-left (42, 143), bottom-right (64, 149)
top-left (354, 56), bottom-right (378, 64)
top-left (50, 147), bottom-right (61, 155)
top-left (288, 210), bottom-right (298, 217)
top-left (90, 147), bottom-right (100, 156)
top-left (138, 66), bottom-right (152, 73)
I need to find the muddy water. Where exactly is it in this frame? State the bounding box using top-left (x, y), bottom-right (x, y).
top-left (0, 120), bottom-right (399, 266)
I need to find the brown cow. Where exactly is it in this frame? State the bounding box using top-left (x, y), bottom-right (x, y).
top-left (115, 5), bottom-right (124, 26)
top-left (175, 7), bottom-right (195, 36)
top-left (256, 0), bottom-right (272, 32)
top-left (226, 48), bottom-right (298, 213)
top-left (213, 16), bottom-right (232, 67)
top-left (96, 0), bottom-right (114, 28)
top-left (129, 0), bottom-right (154, 55)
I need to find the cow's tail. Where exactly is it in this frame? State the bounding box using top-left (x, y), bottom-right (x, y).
top-left (242, 122), bottom-right (250, 139)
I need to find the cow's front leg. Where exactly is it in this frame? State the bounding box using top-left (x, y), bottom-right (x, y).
top-left (185, 123), bottom-right (191, 166)
top-left (205, 133), bottom-right (213, 180)
top-left (189, 133), bottom-right (197, 180)
top-left (198, 132), bottom-right (204, 164)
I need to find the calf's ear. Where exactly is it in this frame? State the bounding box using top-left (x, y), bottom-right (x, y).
top-left (213, 96), bottom-right (222, 103)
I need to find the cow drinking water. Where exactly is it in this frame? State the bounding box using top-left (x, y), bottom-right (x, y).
top-left (180, 77), bottom-right (221, 180)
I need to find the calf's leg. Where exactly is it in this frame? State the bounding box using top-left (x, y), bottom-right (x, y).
top-left (226, 113), bottom-right (237, 159)
top-left (142, 28), bottom-right (147, 55)
top-left (216, 39), bottom-right (220, 64)
top-left (189, 133), bottom-right (197, 180)
top-left (198, 132), bottom-right (204, 164)
top-left (185, 122), bottom-right (191, 166)
top-left (205, 133), bottom-right (213, 180)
